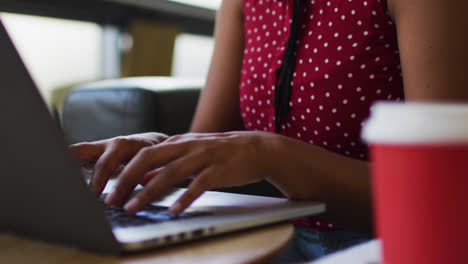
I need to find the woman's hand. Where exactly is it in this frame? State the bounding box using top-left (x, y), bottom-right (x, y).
top-left (104, 132), bottom-right (275, 215)
top-left (69, 132), bottom-right (169, 197)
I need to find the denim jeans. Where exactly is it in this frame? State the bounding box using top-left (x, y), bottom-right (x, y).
top-left (268, 227), bottom-right (370, 263)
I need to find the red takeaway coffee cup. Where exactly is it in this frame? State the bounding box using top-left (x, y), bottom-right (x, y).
top-left (362, 102), bottom-right (468, 264)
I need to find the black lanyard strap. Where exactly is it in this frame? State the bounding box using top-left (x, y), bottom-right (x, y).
top-left (275, 0), bottom-right (303, 133)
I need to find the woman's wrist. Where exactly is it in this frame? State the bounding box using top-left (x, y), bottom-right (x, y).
top-left (259, 133), bottom-right (335, 200)
top-left (257, 132), bottom-right (298, 191)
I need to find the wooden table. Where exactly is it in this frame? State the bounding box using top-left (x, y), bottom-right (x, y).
top-left (0, 223), bottom-right (294, 264)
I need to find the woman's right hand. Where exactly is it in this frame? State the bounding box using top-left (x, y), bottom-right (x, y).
top-left (69, 132), bottom-right (169, 197)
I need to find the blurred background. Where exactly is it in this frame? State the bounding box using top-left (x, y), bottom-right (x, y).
top-left (0, 0), bottom-right (222, 105)
top-left (0, 0), bottom-right (284, 198)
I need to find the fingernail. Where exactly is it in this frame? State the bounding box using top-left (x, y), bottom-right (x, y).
top-left (170, 202), bottom-right (183, 215)
top-left (124, 197), bottom-right (140, 214)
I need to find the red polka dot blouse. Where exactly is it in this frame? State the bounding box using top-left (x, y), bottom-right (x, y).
top-left (240, 0), bottom-right (404, 162)
top-left (239, 0), bottom-right (404, 231)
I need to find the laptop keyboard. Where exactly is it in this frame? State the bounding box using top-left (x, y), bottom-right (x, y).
top-left (102, 203), bottom-right (212, 228)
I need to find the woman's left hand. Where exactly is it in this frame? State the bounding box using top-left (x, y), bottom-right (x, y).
top-left (104, 131), bottom-right (275, 215)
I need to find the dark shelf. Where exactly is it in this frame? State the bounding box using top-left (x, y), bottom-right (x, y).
top-left (0, 0), bottom-right (215, 35)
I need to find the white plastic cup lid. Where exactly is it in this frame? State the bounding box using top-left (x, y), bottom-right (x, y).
top-left (362, 102), bottom-right (468, 144)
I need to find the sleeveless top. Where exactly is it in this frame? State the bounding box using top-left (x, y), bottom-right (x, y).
top-left (239, 0), bottom-right (405, 231)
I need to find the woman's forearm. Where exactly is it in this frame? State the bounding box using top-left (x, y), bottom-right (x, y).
top-left (190, 0), bottom-right (245, 133)
top-left (262, 134), bottom-right (373, 235)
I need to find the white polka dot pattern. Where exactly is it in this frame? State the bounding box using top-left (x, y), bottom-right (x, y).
top-left (240, 0), bottom-right (404, 162)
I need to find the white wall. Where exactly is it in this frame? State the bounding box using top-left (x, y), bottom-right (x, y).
top-left (1, 8), bottom-right (217, 103)
top-left (172, 33), bottom-right (214, 78)
top-left (1, 13), bottom-right (102, 104)
top-left (170, 0), bottom-right (219, 78)
top-left (169, 0), bottom-right (222, 10)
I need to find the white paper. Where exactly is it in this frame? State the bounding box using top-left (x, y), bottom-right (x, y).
top-left (311, 239), bottom-right (382, 264)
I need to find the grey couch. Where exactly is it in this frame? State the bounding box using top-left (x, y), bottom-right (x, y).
top-left (62, 77), bottom-right (203, 144)
top-left (62, 77), bottom-right (282, 197)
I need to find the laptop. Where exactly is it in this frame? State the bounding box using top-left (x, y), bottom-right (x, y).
top-left (0, 19), bottom-right (325, 254)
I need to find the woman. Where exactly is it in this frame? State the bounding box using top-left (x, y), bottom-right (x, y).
top-left (71, 0), bottom-right (468, 261)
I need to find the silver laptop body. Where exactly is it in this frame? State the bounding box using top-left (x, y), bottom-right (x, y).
top-left (0, 19), bottom-right (325, 254)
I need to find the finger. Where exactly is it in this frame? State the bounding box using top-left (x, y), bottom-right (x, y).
top-left (169, 169), bottom-right (215, 215)
top-left (105, 142), bottom-right (193, 207)
top-left (163, 133), bottom-right (232, 144)
top-left (121, 149), bottom-right (208, 214)
top-left (69, 142), bottom-right (105, 164)
top-left (110, 164), bottom-right (126, 179)
top-left (91, 145), bottom-right (130, 197)
top-left (140, 167), bottom-right (164, 186)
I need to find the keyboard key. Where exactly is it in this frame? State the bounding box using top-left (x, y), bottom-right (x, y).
top-left (101, 202), bottom-right (212, 228)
